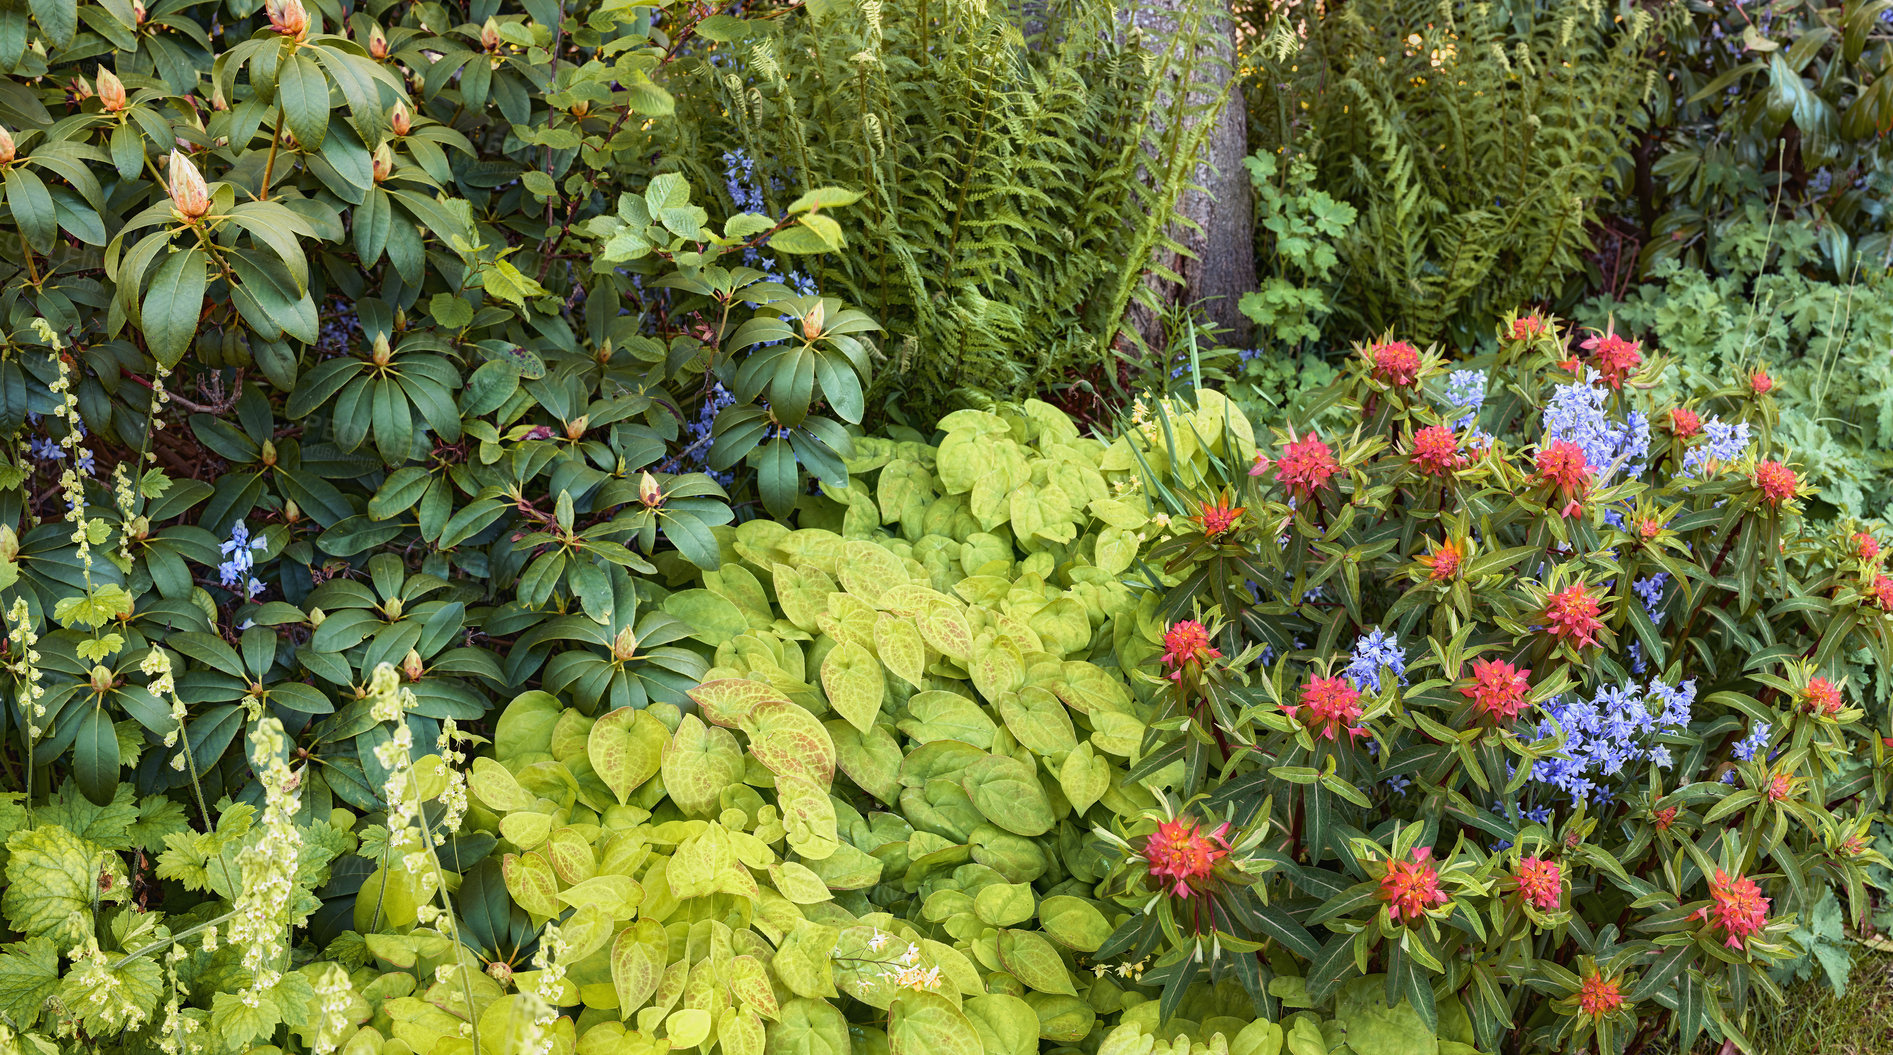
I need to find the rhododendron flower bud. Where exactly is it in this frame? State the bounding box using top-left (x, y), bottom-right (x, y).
top-left (132, 0), bottom-right (145, 23)
top-left (639, 472), bottom-right (662, 508)
top-left (371, 143), bottom-right (394, 182)
top-left (402, 649), bottom-right (425, 681)
top-left (0, 125), bottom-right (13, 166)
top-left (369, 24), bottom-right (390, 59)
top-left (1143, 817), bottom-right (1230, 897)
top-left (166, 149), bottom-right (210, 220)
top-left (71, 74), bottom-right (94, 101)
top-left (96, 68), bottom-right (128, 112)
top-left (1378, 847), bottom-right (1446, 922)
top-left (802, 299), bottom-right (825, 340)
top-left (481, 18), bottom-right (503, 50)
top-left (611, 624), bottom-right (638, 661)
top-left (270, 0), bottom-right (309, 37)
top-left (390, 100), bottom-right (411, 136)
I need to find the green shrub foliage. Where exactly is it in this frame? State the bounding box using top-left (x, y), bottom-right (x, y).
top-left (662, 0), bottom-right (1230, 421)
top-left (1246, 0), bottom-right (1664, 345)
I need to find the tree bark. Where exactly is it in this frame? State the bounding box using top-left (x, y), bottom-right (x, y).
top-left (1126, 1), bottom-right (1256, 354)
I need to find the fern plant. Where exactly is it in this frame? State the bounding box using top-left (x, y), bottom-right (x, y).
top-left (1248, 0), bottom-right (1666, 346)
top-left (660, 0), bottom-right (1229, 422)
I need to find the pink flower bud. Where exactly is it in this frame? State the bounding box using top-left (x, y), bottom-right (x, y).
top-left (96, 68), bottom-right (128, 112)
top-left (802, 300), bottom-right (826, 340)
top-left (0, 126), bottom-right (14, 166)
top-left (368, 24), bottom-right (389, 59)
top-left (371, 143), bottom-right (393, 182)
top-left (132, 0), bottom-right (145, 23)
top-left (166, 149), bottom-right (210, 220)
top-left (390, 100), bottom-right (411, 136)
top-left (270, 0), bottom-right (308, 37)
top-left (480, 18), bottom-right (502, 50)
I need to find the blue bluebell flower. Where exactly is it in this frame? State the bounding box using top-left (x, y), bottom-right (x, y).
top-left (1529, 677), bottom-right (1693, 805)
top-left (1632, 573), bottom-right (1669, 623)
top-left (1679, 418), bottom-right (1751, 477)
top-left (1386, 775), bottom-right (1412, 794)
top-left (28, 437), bottom-right (62, 461)
top-left (1541, 379), bottom-right (1650, 483)
top-left (1346, 627), bottom-right (1407, 693)
top-left (1732, 721), bottom-right (1771, 762)
top-left (218, 520), bottom-right (268, 599)
top-left (1443, 370), bottom-right (1486, 430)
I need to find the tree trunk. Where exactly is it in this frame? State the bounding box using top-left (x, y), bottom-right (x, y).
top-left (1126, 1), bottom-right (1256, 355)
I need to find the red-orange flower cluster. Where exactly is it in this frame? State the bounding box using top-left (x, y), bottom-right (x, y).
top-left (1581, 332), bottom-right (1642, 389)
top-left (1144, 817), bottom-right (1231, 898)
top-left (1274, 434), bottom-right (1340, 500)
top-left (1460, 658), bottom-right (1532, 722)
top-left (1369, 341), bottom-right (1422, 386)
top-left (1197, 498), bottom-right (1245, 538)
top-left (1694, 869), bottom-right (1770, 949)
top-left (1378, 847), bottom-right (1447, 923)
top-left (1535, 441), bottom-right (1592, 516)
top-left (1511, 314), bottom-right (1547, 340)
top-left (1515, 856), bottom-right (1561, 910)
top-left (1542, 584), bottom-right (1605, 648)
top-left (1653, 806), bottom-right (1679, 831)
top-left (1408, 425), bottom-right (1464, 476)
top-left (1750, 368), bottom-right (1775, 395)
top-left (1764, 771), bottom-right (1794, 802)
top-left (1577, 971), bottom-right (1625, 1017)
top-left (1753, 460), bottom-right (1798, 506)
top-left (1873, 575), bottom-right (1893, 611)
top-left (1293, 676), bottom-right (1366, 741)
top-left (1669, 407), bottom-right (1702, 438)
top-left (1802, 677), bottom-right (1842, 717)
top-left (1855, 532), bottom-right (1881, 562)
top-left (1418, 538), bottom-right (1465, 582)
top-left (1161, 620), bottom-right (1221, 679)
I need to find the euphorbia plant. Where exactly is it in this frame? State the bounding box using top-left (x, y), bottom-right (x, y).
top-left (1102, 312), bottom-right (1893, 1053)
